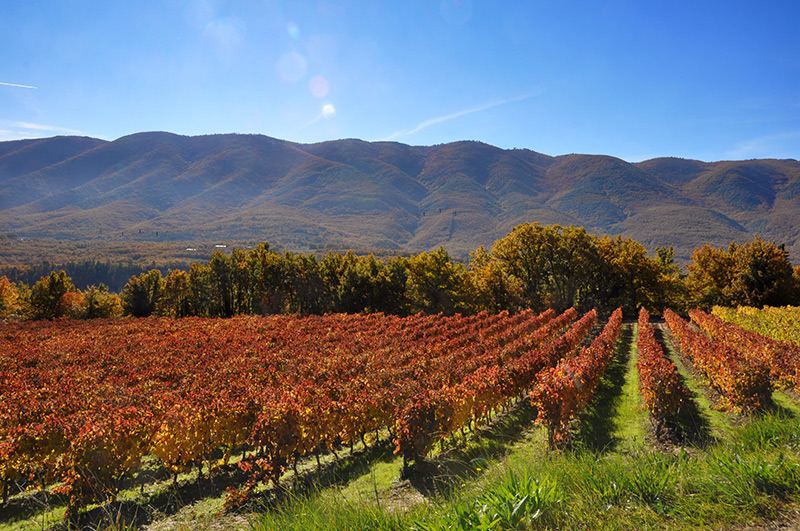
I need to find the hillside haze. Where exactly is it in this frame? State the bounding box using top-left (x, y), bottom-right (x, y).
top-left (1, 132), bottom-right (799, 264)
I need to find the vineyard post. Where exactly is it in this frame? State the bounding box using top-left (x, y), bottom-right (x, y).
top-left (402, 453), bottom-right (411, 477)
top-left (548, 400), bottom-right (562, 450)
top-left (655, 379), bottom-right (665, 438)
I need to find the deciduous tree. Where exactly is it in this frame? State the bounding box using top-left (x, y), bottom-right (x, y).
top-left (405, 247), bottom-right (468, 315)
top-left (121, 269), bottom-right (165, 317)
top-left (0, 275), bottom-right (19, 318)
top-left (83, 284), bottom-right (123, 318)
top-left (29, 270), bottom-right (77, 319)
top-left (687, 237), bottom-right (797, 309)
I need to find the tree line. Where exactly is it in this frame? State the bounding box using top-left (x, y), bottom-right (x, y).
top-left (1, 223), bottom-right (798, 321)
top-left (0, 260), bottom-right (182, 293)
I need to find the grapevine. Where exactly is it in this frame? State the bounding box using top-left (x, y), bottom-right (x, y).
top-left (664, 309), bottom-right (771, 413)
top-left (529, 308), bottom-right (623, 449)
top-left (636, 308), bottom-right (686, 436)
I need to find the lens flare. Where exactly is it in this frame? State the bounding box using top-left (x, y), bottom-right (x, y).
top-left (309, 75), bottom-right (329, 98)
top-left (276, 52), bottom-right (307, 83)
top-left (322, 104), bottom-right (336, 118)
top-left (286, 21), bottom-right (300, 40)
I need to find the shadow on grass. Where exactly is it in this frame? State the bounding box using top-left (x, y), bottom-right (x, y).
top-left (568, 324), bottom-right (633, 453)
top-left (2, 396), bottom-right (546, 530)
top-left (1, 438), bottom-right (406, 531)
top-left (404, 399), bottom-right (541, 499)
top-left (250, 439), bottom-right (402, 511)
top-left (0, 486), bottom-right (68, 529)
top-left (763, 398), bottom-right (799, 419)
top-left (653, 325), bottom-right (716, 449)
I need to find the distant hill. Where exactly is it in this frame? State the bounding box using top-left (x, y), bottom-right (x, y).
top-left (1, 132), bottom-right (798, 265)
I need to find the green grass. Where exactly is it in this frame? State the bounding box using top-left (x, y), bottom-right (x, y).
top-left (612, 323), bottom-right (650, 450)
top-left (569, 324), bottom-right (635, 452)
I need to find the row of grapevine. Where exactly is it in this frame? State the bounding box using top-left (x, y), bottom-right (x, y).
top-left (690, 309), bottom-right (800, 389)
top-left (636, 308), bottom-right (685, 435)
top-left (394, 307), bottom-right (596, 464)
top-left (663, 309), bottom-right (771, 413)
top-left (713, 305), bottom-right (800, 346)
top-left (1, 309), bottom-right (569, 515)
top-left (529, 308), bottom-right (623, 448)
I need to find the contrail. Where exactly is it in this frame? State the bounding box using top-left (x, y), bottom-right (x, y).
top-left (380, 92), bottom-right (540, 141)
top-left (0, 81), bottom-right (38, 89)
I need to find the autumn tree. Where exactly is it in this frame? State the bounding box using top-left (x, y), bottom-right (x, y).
top-left (0, 275), bottom-right (20, 318)
top-left (653, 245), bottom-right (689, 312)
top-left (121, 269), bottom-right (165, 317)
top-left (405, 247), bottom-right (468, 315)
top-left (282, 252), bottom-right (327, 315)
top-left (206, 249), bottom-right (252, 317)
top-left (159, 269), bottom-right (192, 317)
top-left (29, 270), bottom-right (77, 319)
top-left (466, 246), bottom-right (522, 313)
top-left (82, 284), bottom-right (122, 318)
top-left (492, 223), bottom-right (600, 311)
top-left (687, 237), bottom-right (797, 309)
top-left (0, 275), bottom-right (19, 317)
top-left (593, 235), bottom-right (665, 314)
top-left (248, 243), bottom-right (290, 314)
top-left (58, 291), bottom-right (86, 319)
top-left (728, 237), bottom-right (796, 307)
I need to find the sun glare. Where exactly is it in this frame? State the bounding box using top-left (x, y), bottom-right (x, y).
top-left (309, 75), bottom-right (330, 98)
top-left (276, 52), bottom-right (307, 83)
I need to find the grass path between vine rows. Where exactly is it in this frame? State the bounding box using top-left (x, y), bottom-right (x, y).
top-left (571, 323), bottom-right (649, 454)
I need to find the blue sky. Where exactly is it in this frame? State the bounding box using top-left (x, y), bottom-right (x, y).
top-left (1, 0), bottom-right (798, 162)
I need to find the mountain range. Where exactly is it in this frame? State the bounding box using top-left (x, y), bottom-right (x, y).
top-left (1, 132), bottom-right (798, 264)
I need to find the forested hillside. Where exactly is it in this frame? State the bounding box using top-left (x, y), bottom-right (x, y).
top-left (1, 133), bottom-right (798, 264)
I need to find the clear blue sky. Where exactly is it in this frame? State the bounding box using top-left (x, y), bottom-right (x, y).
top-left (1, 0), bottom-right (798, 162)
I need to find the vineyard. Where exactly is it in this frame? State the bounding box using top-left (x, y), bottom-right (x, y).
top-left (3, 306), bottom-right (800, 530)
top-left (0, 308), bottom-right (606, 517)
top-left (713, 305), bottom-right (800, 346)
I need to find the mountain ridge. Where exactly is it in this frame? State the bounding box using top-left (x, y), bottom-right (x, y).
top-left (1, 132), bottom-right (798, 264)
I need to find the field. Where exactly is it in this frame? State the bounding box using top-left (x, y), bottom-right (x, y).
top-left (3, 308), bottom-right (800, 530)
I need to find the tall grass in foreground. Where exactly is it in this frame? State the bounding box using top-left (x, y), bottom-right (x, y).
top-left (249, 407), bottom-right (800, 531)
top-left (411, 468), bottom-right (561, 531)
top-left (249, 488), bottom-right (419, 531)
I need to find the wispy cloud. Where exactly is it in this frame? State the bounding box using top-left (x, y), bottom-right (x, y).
top-left (725, 130), bottom-right (800, 160)
top-left (0, 120), bottom-right (88, 141)
top-left (380, 93), bottom-right (540, 142)
top-left (0, 81), bottom-right (37, 89)
top-left (11, 121), bottom-right (84, 134)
